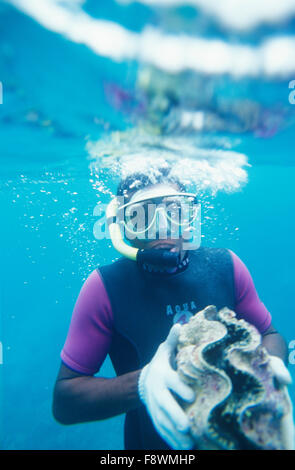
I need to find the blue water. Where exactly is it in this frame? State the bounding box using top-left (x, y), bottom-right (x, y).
top-left (1, 1), bottom-right (295, 450)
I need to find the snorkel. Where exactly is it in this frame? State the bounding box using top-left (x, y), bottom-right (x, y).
top-left (106, 197), bottom-right (181, 268)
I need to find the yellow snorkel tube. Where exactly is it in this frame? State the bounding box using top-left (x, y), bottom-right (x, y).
top-left (106, 198), bottom-right (138, 261)
top-left (106, 197), bottom-right (181, 267)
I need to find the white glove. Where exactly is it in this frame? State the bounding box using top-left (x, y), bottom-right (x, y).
top-left (138, 323), bottom-right (195, 450)
top-left (280, 387), bottom-right (295, 450)
top-left (268, 356), bottom-right (294, 450)
top-left (268, 355), bottom-right (292, 386)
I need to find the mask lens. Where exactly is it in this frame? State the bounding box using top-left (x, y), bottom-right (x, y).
top-left (164, 197), bottom-right (182, 224)
top-left (164, 196), bottom-right (197, 226)
top-left (124, 201), bottom-right (156, 233)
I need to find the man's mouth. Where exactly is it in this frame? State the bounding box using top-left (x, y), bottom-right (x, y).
top-left (148, 241), bottom-right (180, 252)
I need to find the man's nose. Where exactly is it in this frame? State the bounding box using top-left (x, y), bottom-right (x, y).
top-left (155, 209), bottom-right (169, 236)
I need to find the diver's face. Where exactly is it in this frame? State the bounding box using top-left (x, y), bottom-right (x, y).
top-left (124, 183), bottom-right (186, 254)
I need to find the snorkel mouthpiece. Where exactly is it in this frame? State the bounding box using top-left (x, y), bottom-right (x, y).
top-left (136, 248), bottom-right (181, 268)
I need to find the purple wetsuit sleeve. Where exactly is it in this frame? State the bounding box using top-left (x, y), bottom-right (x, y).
top-left (60, 270), bottom-right (113, 375)
top-left (229, 250), bottom-right (272, 334)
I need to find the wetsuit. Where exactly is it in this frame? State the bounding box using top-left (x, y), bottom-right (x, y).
top-left (60, 248), bottom-right (271, 449)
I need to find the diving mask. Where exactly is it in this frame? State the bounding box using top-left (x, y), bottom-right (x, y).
top-left (106, 184), bottom-right (201, 266)
top-left (119, 193), bottom-right (198, 240)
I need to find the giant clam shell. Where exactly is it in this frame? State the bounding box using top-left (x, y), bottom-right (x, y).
top-left (176, 305), bottom-right (292, 450)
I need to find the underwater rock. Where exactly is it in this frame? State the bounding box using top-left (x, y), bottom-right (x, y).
top-left (176, 305), bottom-right (292, 450)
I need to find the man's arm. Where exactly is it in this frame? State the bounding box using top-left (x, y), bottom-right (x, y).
top-left (261, 324), bottom-right (288, 364)
top-left (53, 362), bottom-right (142, 424)
top-left (230, 251), bottom-right (290, 365)
top-left (53, 270), bottom-right (142, 425)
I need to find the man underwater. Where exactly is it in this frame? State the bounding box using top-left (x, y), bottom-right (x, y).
top-left (52, 168), bottom-right (293, 450)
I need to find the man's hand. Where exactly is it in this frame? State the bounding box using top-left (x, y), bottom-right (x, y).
top-left (268, 355), bottom-right (292, 386)
top-left (267, 355), bottom-right (294, 450)
top-left (138, 323), bottom-right (195, 449)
